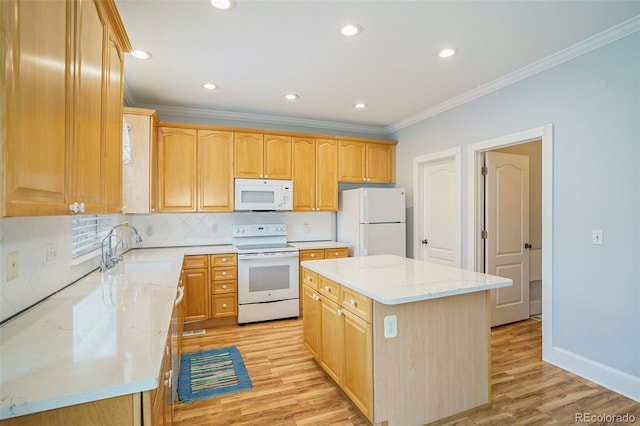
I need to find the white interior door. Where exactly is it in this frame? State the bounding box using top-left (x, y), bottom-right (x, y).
top-left (414, 150), bottom-right (461, 266)
top-left (486, 151), bottom-right (530, 326)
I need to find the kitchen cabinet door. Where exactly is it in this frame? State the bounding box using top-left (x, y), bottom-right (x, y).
top-left (366, 142), bottom-right (395, 183)
top-left (319, 297), bottom-right (343, 384)
top-left (302, 284), bottom-right (321, 360)
top-left (338, 140), bottom-right (366, 182)
top-left (315, 139), bottom-right (338, 211)
top-left (198, 130), bottom-right (234, 212)
top-left (292, 137), bottom-right (316, 211)
top-left (263, 134), bottom-right (292, 179)
top-left (158, 127), bottom-right (197, 212)
top-left (71, 0), bottom-right (107, 214)
top-left (342, 309), bottom-right (373, 420)
top-left (183, 268), bottom-right (209, 322)
top-left (234, 132), bottom-right (264, 178)
top-left (103, 23), bottom-right (124, 213)
top-left (2, 0), bottom-right (71, 216)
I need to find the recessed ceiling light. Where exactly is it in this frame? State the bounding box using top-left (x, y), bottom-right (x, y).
top-left (437, 47), bottom-right (458, 59)
top-left (354, 103), bottom-right (367, 109)
top-left (130, 49), bottom-right (152, 60)
top-left (340, 23), bottom-right (362, 37)
top-left (210, 0), bottom-right (235, 10)
top-left (283, 93), bottom-right (299, 100)
top-left (202, 83), bottom-right (218, 90)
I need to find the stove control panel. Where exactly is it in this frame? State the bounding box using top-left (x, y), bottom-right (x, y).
top-left (233, 223), bottom-right (287, 237)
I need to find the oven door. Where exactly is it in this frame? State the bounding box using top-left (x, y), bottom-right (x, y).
top-left (237, 251), bottom-right (299, 304)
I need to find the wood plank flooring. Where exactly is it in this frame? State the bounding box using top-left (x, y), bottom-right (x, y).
top-left (174, 318), bottom-right (640, 425)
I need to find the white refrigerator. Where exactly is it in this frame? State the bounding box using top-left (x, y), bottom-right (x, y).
top-left (337, 188), bottom-right (406, 257)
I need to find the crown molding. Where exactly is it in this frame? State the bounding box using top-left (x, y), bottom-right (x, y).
top-left (138, 103), bottom-right (387, 136)
top-left (384, 15), bottom-right (640, 134)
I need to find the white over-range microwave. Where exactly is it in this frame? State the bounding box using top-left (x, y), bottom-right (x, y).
top-left (234, 178), bottom-right (293, 211)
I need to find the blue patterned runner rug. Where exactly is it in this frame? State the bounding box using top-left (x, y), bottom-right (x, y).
top-left (178, 345), bottom-right (252, 403)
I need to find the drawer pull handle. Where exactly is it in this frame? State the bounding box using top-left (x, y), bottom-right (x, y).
top-left (310, 253), bottom-right (315, 258)
top-left (222, 284), bottom-right (227, 290)
top-left (335, 252), bottom-right (339, 256)
top-left (222, 271), bottom-right (227, 276)
top-left (349, 299), bottom-right (356, 306)
top-left (324, 286), bottom-right (330, 292)
top-left (222, 258), bottom-right (227, 263)
top-left (222, 303), bottom-right (228, 309)
top-left (307, 275), bottom-right (312, 281)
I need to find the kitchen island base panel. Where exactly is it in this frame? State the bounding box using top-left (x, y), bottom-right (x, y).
top-left (373, 291), bottom-right (491, 426)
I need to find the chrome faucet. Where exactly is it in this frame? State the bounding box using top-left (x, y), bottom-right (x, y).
top-left (100, 222), bottom-right (143, 272)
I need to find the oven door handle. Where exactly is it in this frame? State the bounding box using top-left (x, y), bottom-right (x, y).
top-left (238, 252), bottom-right (299, 260)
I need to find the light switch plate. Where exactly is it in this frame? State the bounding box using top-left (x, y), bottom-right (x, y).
top-left (7, 251), bottom-right (19, 281)
top-left (384, 315), bottom-right (397, 339)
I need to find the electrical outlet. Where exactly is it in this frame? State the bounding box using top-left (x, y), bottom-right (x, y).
top-left (146, 225), bottom-right (153, 236)
top-left (384, 315), bottom-right (397, 339)
top-left (42, 245), bottom-right (58, 265)
top-left (212, 223), bottom-right (219, 233)
top-left (7, 251), bottom-right (19, 281)
top-left (304, 223), bottom-right (311, 233)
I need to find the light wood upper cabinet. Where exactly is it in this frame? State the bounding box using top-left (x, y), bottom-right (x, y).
top-left (234, 133), bottom-right (291, 179)
top-left (198, 130), bottom-right (234, 212)
top-left (2, 0), bottom-right (71, 216)
top-left (292, 137), bottom-right (337, 212)
top-left (338, 140), bottom-right (396, 183)
top-left (264, 134), bottom-right (292, 179)
top-left (2, 0), bottom-right (130, 217)
top-left (103, 22), bottom-right (125, 213)
top-left (122, 108), bottom-right (158, 213)
top-left (158, 127), bottom-right (197, 212)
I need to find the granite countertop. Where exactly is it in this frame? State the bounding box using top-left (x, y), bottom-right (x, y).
top-left (301, 254), bottom-right (512, 305)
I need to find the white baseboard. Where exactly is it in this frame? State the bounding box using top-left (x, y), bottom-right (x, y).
top-left (543, 345), bottom-right (640, 402)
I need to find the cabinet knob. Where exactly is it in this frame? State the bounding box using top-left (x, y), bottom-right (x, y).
top-left (222, 284), bottom-right (227, 290)
top-left (324, 286), bottom-right (330, 292)
top-left (313, 294), bottom-right (319, 301)
top-left (222, 258), bottom-right (227, 263)
top-left (335, 252), bottom-right (339, 256)
top-left (337, 308), bottom-right (343, 316)
top-left (307, 275), bottom-right (312, 281)
top-left (222, 271), bottom-right (227, 276)
top-left (79, 202), bottom-right (86, 213)
top-left (222, 303), bottom-right (228, 309)
top-left (349, 299), bottom-right (356, 306)
top-left (310, 253), bottom-right (315, 258)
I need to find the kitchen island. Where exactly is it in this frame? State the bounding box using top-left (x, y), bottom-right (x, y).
top-left (300, 254), bottom-right (512, 426)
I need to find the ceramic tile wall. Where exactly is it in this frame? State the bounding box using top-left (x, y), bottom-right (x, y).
top-left (0, 214), bottom-right (127, 323)
top-left (0, 211), bottom-right (333, 322)
top-left (129, 211), bottom-right (335, 248)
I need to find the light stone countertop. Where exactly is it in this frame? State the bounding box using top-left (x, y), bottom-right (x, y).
top-left (301, 254), bottom-right (512, 305)
top-left (0, 246), bottom-right (227, 420)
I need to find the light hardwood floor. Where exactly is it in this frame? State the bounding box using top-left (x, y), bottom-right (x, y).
top-left (174, 318), bottom-right (640, 425)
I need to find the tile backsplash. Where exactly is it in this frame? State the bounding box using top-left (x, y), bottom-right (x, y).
top-left (0, 211), bottom-right (334, 322)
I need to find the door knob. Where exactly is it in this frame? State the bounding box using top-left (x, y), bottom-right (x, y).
top-left (421, 239), bottom-right (428, 245)
top-left (524, 243), bottom-right (532, 249)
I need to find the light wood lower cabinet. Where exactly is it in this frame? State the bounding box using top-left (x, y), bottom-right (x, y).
top-left (299, 248), bottom-right (348, 316)
top-left (182, 255), bottom-right (209, 322)
top-left (210, 254), bottom-right (237, 318)
top-left (302, 268), bottom-right (373, 421)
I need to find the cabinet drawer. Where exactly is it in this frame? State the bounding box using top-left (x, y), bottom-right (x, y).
top-left (318, 276), bottom-right (340, 303)
top-left (300, 249), bottom-right (325, 261)
top-left (211, 266), bottom-right (236, 281)
top-left (211, 294), bottom-right (237, 318)
top-left (341, 286), bottom-right (372, 323)
top-left (182, 255), bottom-right (208, 269)
top-left (325, 247), bottom-right (349, 258)
top-left (212, 280), bottom-right (237, 294)
top-left (210, 253), bottom-right (237, 266)
top-left (302, 268), bottom-right (318, 289)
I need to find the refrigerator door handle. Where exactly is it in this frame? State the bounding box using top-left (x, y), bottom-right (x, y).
top-left (362, 224), bottom-right (368, 256)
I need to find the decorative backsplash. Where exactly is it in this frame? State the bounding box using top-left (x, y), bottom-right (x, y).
top-left (0, 211), bottom-right (333, 322)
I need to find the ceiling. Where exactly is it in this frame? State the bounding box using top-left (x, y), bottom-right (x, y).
top-left (115, 1), bottom-right (640, 134)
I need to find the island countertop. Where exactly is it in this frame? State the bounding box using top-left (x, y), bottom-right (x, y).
top-left (301, 254), bottom-right (512, 305)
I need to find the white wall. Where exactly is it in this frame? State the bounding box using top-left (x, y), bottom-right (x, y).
top-left (392, 32), bottom-right (639, 398)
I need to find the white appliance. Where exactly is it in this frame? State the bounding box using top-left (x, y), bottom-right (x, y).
top-left (234, 178), bottom-right (293, 211)
top-left (337, 188), bottom-right (406, 257)
top-left (233, 223), bottom-right (299, 324)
